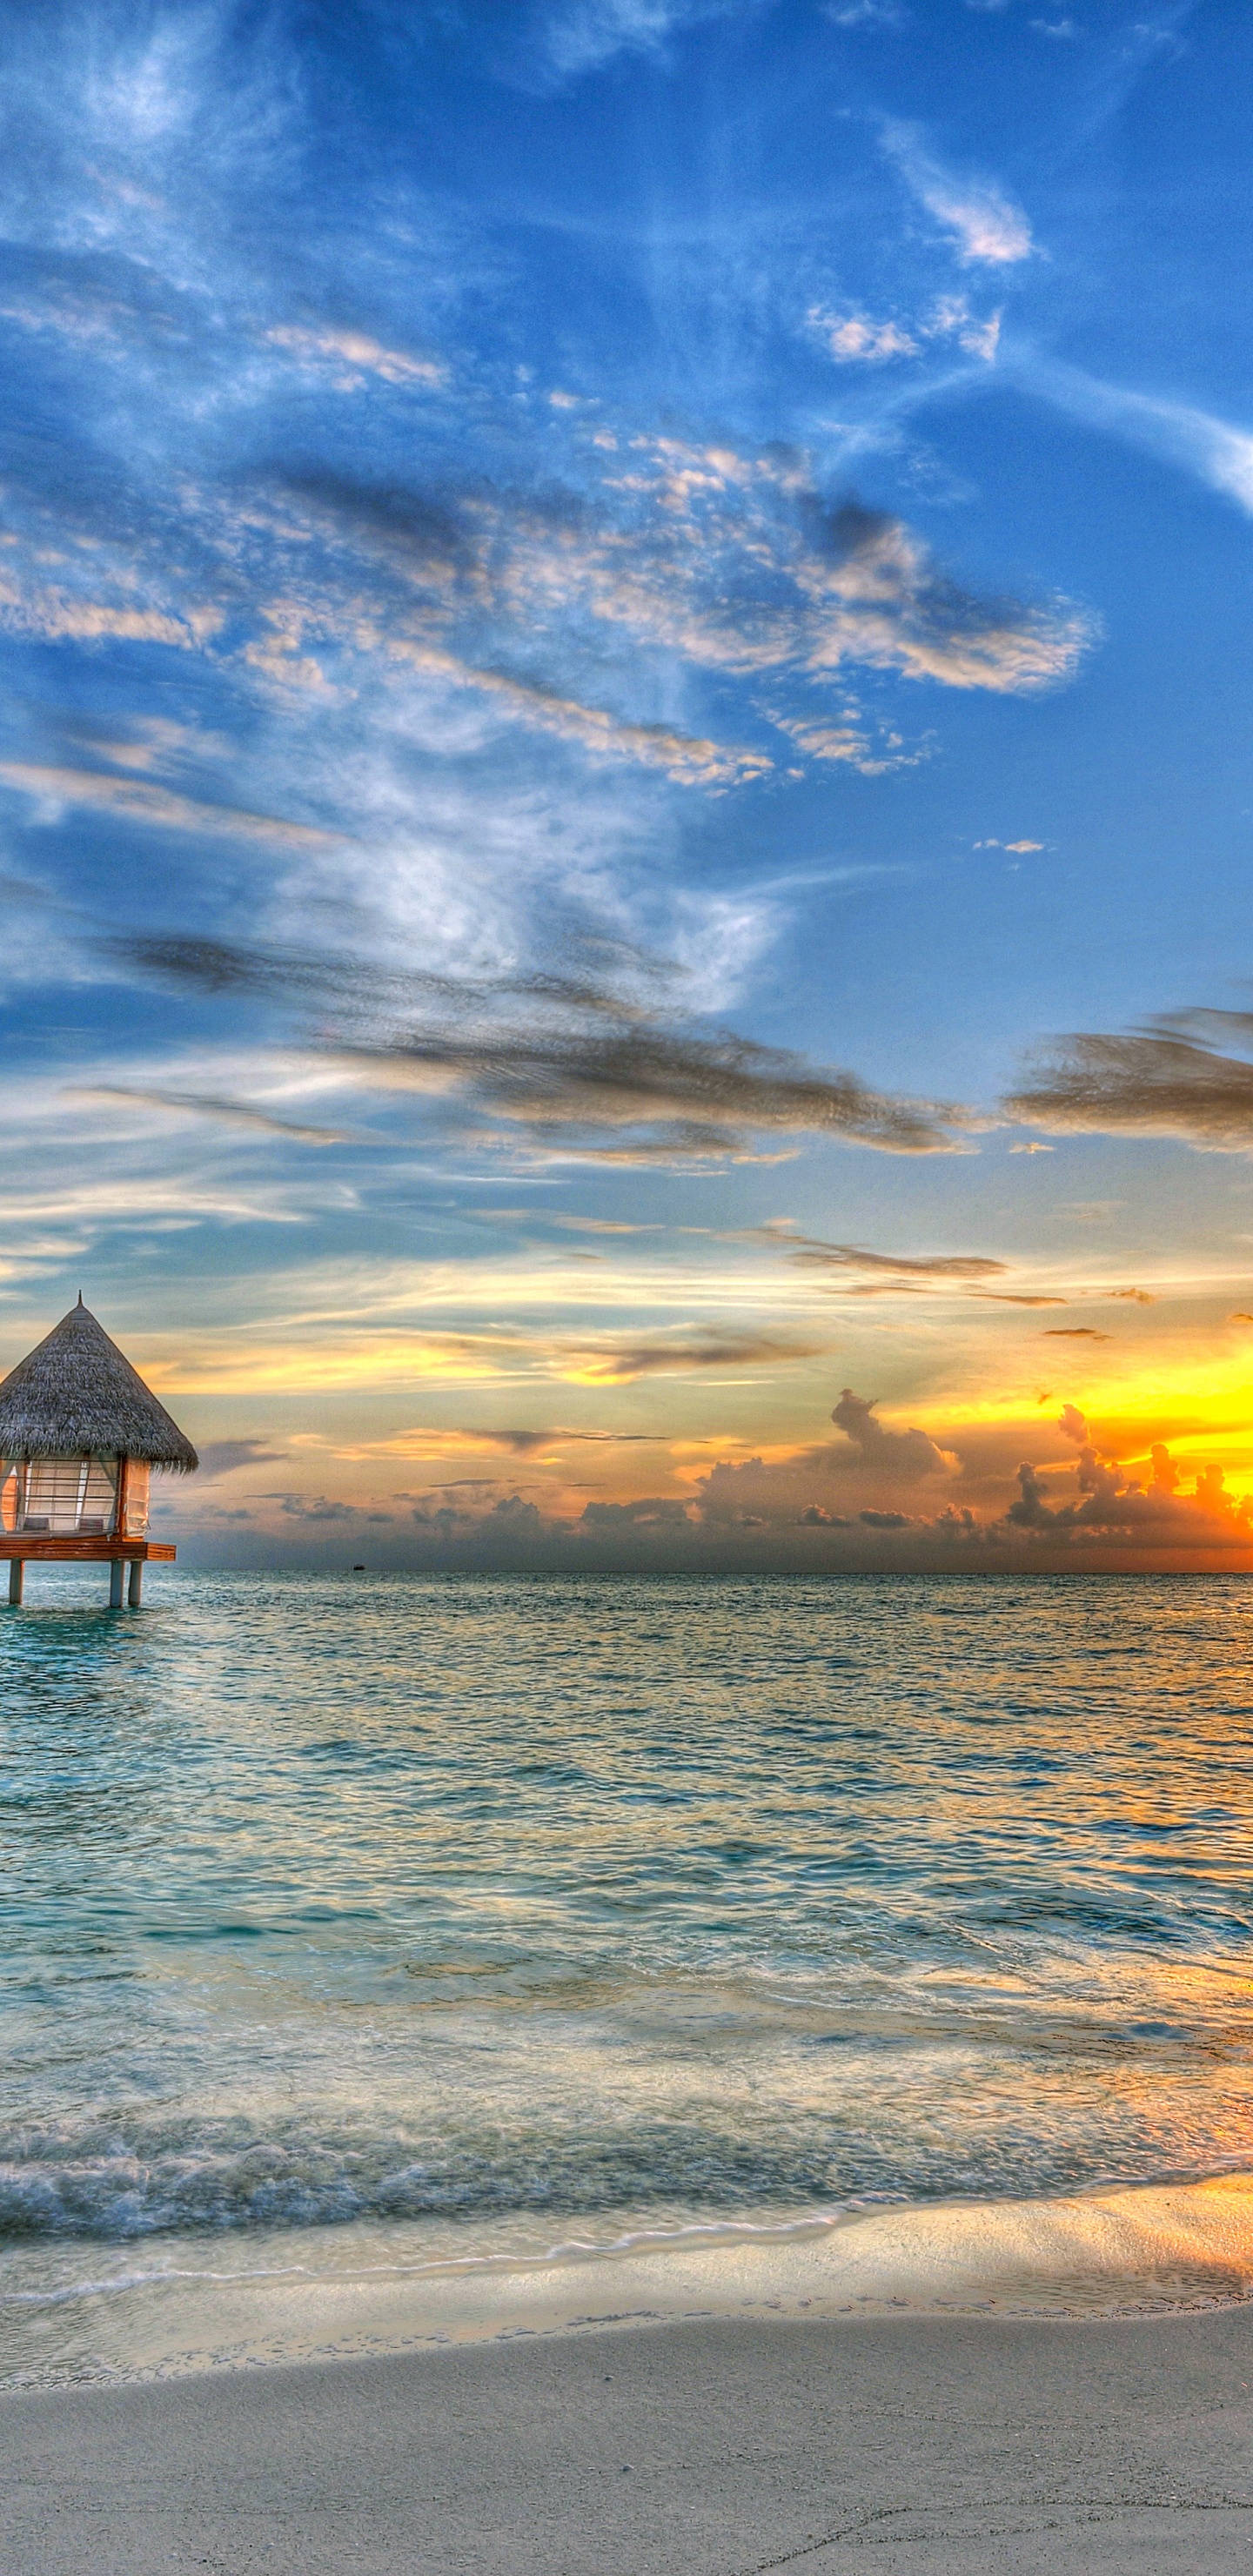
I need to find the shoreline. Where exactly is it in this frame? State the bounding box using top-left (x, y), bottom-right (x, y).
top-left (8, 2169), bottom-right (1253, 2394)
top-left (5, 2304), bottom-right (1253, 2573)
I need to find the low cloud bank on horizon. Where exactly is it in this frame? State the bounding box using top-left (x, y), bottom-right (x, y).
top-left (169, 1392), bottom-right (1253, 1575)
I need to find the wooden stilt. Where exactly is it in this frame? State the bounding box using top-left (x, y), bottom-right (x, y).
top-left (127, 1559), bottom-right (143, 1608)
top-left (8, 1558), bottom-right (23, 1606)
top-left (109, 1559), bottom-right (124, 1608)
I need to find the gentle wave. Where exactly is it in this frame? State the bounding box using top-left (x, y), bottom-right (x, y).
top-left (6, 2099), bottom-right (1251, 2244)
top-left (0, 2212), bottom-right (852, 2311)
top-left (6, 2176), bottom-right (1253, 2386)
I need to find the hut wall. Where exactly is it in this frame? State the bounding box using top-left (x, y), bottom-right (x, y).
top-left (11, 1456), bottom-right (119, 1534)
top-left (122, 1462), bottom-right (151, 1536)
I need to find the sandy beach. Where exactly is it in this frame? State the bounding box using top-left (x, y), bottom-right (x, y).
top-left (4, 2306), bottom-right (1253, 2574)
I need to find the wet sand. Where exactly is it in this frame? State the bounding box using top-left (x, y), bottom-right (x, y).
top-left (4, 2306), bottom-right (1253, 2573)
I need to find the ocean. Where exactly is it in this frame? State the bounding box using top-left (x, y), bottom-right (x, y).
top-left (5, 1569), bottom-right (1253, 2385)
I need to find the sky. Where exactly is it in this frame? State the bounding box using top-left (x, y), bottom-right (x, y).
top-left (2, 0), bottom-right (1253, 1570)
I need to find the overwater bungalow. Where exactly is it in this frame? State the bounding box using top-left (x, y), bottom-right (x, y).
top-left (0, 1297), bottom-right (198, 1607)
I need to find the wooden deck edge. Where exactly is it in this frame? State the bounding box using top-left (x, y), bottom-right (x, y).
top-left (0, 1540), bottom-right (177, 1561)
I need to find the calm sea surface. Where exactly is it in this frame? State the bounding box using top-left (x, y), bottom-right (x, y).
top-left (4, 1569), bottom-right (1253, 2378)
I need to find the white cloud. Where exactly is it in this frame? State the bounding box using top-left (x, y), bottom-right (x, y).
top-left (774, 715), bottom-right (933, 775)
top-left (823, 0), bottom-right (904, 21)
top-left (1020, 359), bottom-right (1253, 516)
top-left (807, 294), bottom-right (1001, 371)
top-left (928, 293), bottom-right (1002, 359)
top-left (807, 308), bottom-right (918, 363)
top-left (265, 326), bottom-right (446, 391)
top-left (533, 0), bottom-right (748, 79)
top-left (0, 573), bottom-right (213, 651)
top-left (883, 125), bottom-right (1035, 265)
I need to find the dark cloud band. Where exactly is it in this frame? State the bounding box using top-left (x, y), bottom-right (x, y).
top-left (112, 928), bottom-right (971, 1158)
top-left (1007, 1016), bottom-right (1253, 1152)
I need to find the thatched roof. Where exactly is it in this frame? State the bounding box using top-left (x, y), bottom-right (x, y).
top-left (0, 1298), bottom-right (198, 1470)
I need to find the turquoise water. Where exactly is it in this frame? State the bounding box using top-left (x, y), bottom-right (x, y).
top-left (4, 1570), bottom-right (1253, 2375)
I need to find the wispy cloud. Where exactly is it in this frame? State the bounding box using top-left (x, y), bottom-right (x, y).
top-left (792, 499), bottom-right (1085, 693)
top-left (809, 312), bottom-right (918, 364)
top-left (115, 927), bottom-right (974, 1160)
top-left (366, 1423), bottom-right (660, 1454)
top-left (0, 763), bottom-right (339, 847)
top-left (761, 1231), bottom-right (1007, 1284)
top-left (520, 0), bottom-right (754, 82)
top-left (385, 641), bottom-right (771, 784)
top-left (0, 575), bottom-right (214, 651)
top-left (0, 1167), bottom-right (316, 1236)
top-left (67, 1084), bottom-right (352, 1145)
top-left (1019, 359), bottom-right (1253, 515)
top-left (0, 1044), bottom-right (373, 1266)
top-left (929, 293), bottom-right (1002, 360)
top-left (0, 423), bottom-right (1089, 862)
top-left (774, 714), bottom-right (932, 775)
top-left (197, 1438), bottom-right (287, 1479)
top-left (265, 325), bottom-right (446, 390)
top-left (881, 124), bottom-right (1035, 265)
top-left (1006, 1012), bottom-right (1253, 1152)
top-left (284, 449), bottom-right (1089, 704)
top-left (117, 1307), bottom-right (829, 1399)
top-left (979, 1291), bottom-right (1067, 1306)
top-left (807, 294), bottom-right (1002, 367)
top-left (559, 1326), bottom-right (827, 1381)
top-left (822, 0), bottom-right (905, 23)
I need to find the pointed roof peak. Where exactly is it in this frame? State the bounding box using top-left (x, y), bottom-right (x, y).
top-left (0, 1302), bottom-right (198, 1469)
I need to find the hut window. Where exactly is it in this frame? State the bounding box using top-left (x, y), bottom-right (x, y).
top-left (122, 1462), bottom-right (151, 1536)
top-left (19, 1457), bottom-right (118, 1534)
top-left (0, 1464), bottom-right (17, 1533)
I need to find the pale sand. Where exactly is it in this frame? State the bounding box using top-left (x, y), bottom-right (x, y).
top-left (4, 2308), bottom-right (1253, 2572)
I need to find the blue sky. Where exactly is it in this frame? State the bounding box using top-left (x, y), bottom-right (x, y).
top-left (3, 0), bottom-right (1253, 1568)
